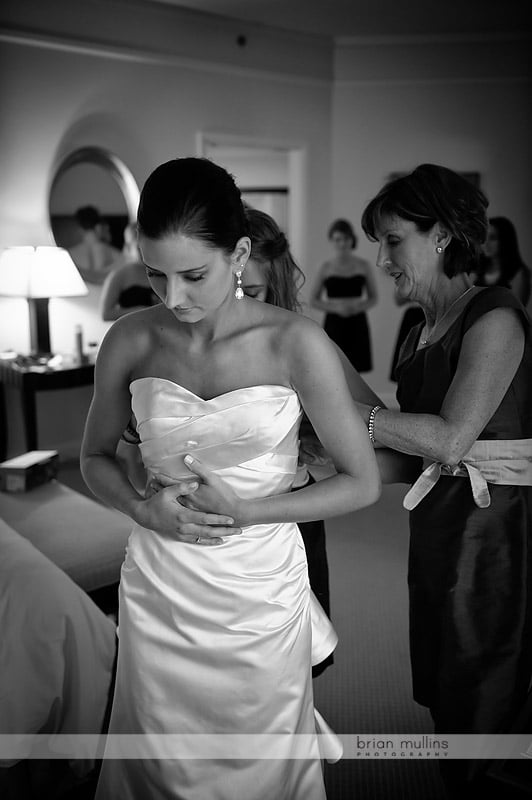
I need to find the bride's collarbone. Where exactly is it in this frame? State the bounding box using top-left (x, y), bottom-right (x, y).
top-left (138, 314), bottom-right (291, 394)
top-left (139, 350), bottom-right (288, 400)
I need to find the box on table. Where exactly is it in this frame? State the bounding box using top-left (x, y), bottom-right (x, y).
top-left (0, 450), bottom-right (59, 492)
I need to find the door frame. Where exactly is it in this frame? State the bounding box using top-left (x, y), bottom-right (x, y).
top-left (196, 131), bottom-right (307, 266)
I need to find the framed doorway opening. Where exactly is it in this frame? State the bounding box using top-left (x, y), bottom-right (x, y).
top-left (196, 132), bottom-right (307, 268)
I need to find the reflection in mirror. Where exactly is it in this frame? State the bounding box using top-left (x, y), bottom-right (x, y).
top-left (48, 147), bottom-right (140, 285)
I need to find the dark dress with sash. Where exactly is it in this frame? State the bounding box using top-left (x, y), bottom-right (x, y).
top-left (323, 275), bottom-right (372, 372)
top-left (396, 287), bottom-right (532, 740)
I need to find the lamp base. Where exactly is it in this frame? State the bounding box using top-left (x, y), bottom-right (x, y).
top-left (28, 297), bottom-right (52, 358)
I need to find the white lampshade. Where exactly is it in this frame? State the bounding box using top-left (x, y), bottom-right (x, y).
top-left (0, 246), bottom-right (88, 298)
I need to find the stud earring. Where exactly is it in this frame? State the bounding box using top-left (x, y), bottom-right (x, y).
top-left (235, 266), bottom-right (244, 300)
top-left (436, 246), bottom-right (443, 254)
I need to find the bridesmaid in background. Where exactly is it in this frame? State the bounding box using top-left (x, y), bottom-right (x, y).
top-left (475, 216), bottom-right (531, 307)
top-left (311, 218), bottom-right (378, 373)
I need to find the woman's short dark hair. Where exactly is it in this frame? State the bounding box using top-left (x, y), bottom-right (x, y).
top-left (137, 157), bottom-right (247, 255)
top-left (488, 216), bottom-right (527, 282)
top-left (75, 205), bottom-right (101, 230)
top-left (327, 218), bottom-right (357, 249)
top-left (361, 164), bottom-right (489, 277)
top-left (245, 206), bottom-right (305, 312)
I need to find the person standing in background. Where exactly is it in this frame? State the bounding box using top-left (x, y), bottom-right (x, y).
top-left (311, 218), bottom-right (377, 373)
top-left (475, 216), bottom-right (531, 306)
top-left (68, 205), bottom-right (120, 285)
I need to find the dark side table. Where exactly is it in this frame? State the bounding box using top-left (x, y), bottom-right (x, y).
top-left (0, 360), bottom-right (95, 461)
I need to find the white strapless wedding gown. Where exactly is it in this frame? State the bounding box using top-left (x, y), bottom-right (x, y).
top-left (96, 378), bottom-right (339, 800)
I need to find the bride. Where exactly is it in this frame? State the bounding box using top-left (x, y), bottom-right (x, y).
top-left (81, 156), bottom-right (380, 799)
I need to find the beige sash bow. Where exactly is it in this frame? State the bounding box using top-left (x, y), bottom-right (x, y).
top-left (403, 438), bottom-right (532, 510)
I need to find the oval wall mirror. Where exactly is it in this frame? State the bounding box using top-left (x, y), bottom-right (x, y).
top-left (48, 146), bottom-right (140, 284)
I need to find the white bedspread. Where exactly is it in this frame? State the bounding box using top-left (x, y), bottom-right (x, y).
top-left (0, 517), bottom-right (117, 766)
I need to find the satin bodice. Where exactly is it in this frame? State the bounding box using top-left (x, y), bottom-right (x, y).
top-left (132, 378), bottom-right (302, 498)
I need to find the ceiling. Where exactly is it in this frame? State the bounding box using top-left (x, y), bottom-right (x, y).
top-left (149, 0), bottom-right (531, 38)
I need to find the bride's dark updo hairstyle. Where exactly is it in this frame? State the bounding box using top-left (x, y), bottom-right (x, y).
top-left (137, 157), bottom-right (248, 256)
top-left (245, 205), bottom-right (305, 312)
top-left (361, 164), bottom-right (489, 277)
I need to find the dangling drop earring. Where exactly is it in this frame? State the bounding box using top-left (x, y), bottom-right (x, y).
top-left (235, 265), bottom-right (244, 300)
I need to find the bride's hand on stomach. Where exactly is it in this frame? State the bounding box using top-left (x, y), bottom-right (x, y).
top-left (139, 476), bottom-right (242, 545)
top-left (156, 455), bottom-right (246, 524)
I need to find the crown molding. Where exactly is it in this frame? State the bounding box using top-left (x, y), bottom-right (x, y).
top-left (336, 31), bottom-right (532, 46)
top-left (335, 75), bottom-right (532, 88)
top-left (0, 27), bottom-right (331, 87)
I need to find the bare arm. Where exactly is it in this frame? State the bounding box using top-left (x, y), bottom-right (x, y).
top-left (100, 265), bottom-right (149, 321)
top-left (301, 341), bottom-right (415, 481)
top-left (80, 319), bottom-right (152, 515)
top-left (333, 341), bottom-right (383, 407)
top-left (356, 307), bottom-right (525, 465)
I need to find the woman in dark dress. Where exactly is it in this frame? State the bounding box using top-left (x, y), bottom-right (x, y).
top-left (311, 219), bottom-right (377, 372)
top-left (475, 215), bottom-right (531, 306)
top-left (358, 164), bottom-right (532, 799)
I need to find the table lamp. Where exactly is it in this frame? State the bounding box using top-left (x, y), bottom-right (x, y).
top-left (0, 246), bottom-right (88, 358)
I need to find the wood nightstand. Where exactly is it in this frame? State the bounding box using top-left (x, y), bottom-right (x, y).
top-left (0, 360), bottom-right (95, 460)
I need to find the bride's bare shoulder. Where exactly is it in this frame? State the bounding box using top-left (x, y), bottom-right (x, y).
top-left (261, 305), bottom-right (332, 356)
top-left (98, 303), bottom-right (166, 362)
top-left (252, 301), bottom-right (317, 333)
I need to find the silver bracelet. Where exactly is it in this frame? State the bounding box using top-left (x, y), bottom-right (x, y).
top-left (368, 405), bottom-right (382, 444)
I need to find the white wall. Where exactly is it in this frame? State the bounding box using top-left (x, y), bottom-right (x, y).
top-left (49, 163), bottom-right (127, 215)
top-left (331, 36), bottom-right (532, 401)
